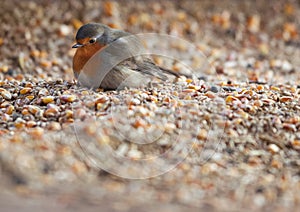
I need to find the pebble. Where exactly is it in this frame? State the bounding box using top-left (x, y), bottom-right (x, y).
top-left (1, 89), bottom-right (12, 100)
top-left (268, 144), bottom-right (280, 154)
top-left (210, 85), bottom-right (219, 93)
top-left (28, 105), bottom-right (41, 115)
top-left (41, 96), bottom-right (55, 104)
top-left (60, 94), bottom-right (77, 102)
top-left (20, 87), bottom-right (32, 95)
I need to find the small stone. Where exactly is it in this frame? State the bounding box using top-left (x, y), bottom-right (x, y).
top-left (1, 90), bottom-right (12, 100)
top-left (41, 96), bottom-right (55, 104)
top-left (270, 86), bottom-right (280, 91)
top-left (205, 91), bottom-right (216, 99)
top-left (268, 144), bottom-right (280, 154)
top-left (256, 84), bottom-right (264, 91)
top-left (60, 94), bottom-right (77, 102)
top-left (26, 120), bottom-right (37, 128)
top-left (65, 110), bottom-right (73, 118)
top-left (225, 95), bottom-right (239, 103)
top-left (282, 123), bottom-right (296, 132)
top-left (130, 98), bottom-right (141, 105)
top-left (20, 87), bottom-right (32, 95)
top-left (21, 109), bottom-right (30, 116)
top-left (58, 24), bottom-right (71, 37)
top-left (5, 104), bottom-right (14, 115)
top-left (38, 88), bottom-right (49, 96)
top-left (44, 105), bottom-right (59, 117)
top-left (15, 117), bottom-right (26, 129)
top-left (188, 84), bottom-right (200, 90)
top-left (280, 96), bottom-right (293, 102)
top-left (210, 85), bottom-right (219, 93)
top-left (26, 95), bottom-right (35, 101)
top-left (28, 105), bottom-right (41, 115)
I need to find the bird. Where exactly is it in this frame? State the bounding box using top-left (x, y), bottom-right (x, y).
top-left (72, 23), bottom-right (189, 90)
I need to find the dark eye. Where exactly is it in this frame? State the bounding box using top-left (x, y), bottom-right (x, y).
top-left (89, 38), bottom-right (96, 44)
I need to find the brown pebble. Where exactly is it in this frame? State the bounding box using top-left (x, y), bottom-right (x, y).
top-left (60, 94), bottom-right (77, 102)
top-left (15, 117), bottom-right (26, 129)
top-left (26, 120), bottom-right (37, 128)
top-left (28, 105), bottom-right (41, 115)
top-left (65, 110), bottom-right (73, 118)
top-left (44, 106), bottom-right (59, 117)
top-left (280, 96), bottom-right (293, 102)
top-left (20, 87), bottom-right (32, 95)
top-left (95, 96), bottom-right (108, 104)
top-left (5, 104), bottom-right (14, 115)
top-left (282, 123), bottom-right (297, 132)
top-left (225, 95), bottom-right (239, 103)
top-left (21, 109), bottom-right (30, 116)
top-left (41, 96), bottom-right (55, 104)
top-left (205, 91), bottom-right (216, 99)
top-left (26, 95), bottom-right (35, 101)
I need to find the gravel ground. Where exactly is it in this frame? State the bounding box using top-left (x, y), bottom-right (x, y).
top-left (0, 0), bottom-right (300, 211)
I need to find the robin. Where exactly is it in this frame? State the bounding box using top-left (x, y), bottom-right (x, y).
top-left (72, 23), bottom-right (187, 90)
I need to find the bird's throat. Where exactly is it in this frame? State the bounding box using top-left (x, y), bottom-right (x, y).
top-left (73, 43), bottom-right (104, 76)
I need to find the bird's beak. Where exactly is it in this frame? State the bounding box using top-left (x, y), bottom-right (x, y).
top-left (72, 43), bottom-right (84, 48)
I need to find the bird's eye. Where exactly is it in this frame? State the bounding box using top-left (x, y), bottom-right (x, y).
top-left (89, 38), bottom-right (96, 44)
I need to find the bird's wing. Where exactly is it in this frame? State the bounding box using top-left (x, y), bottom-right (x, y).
top-left (113, 57), bottom-right (164, 80)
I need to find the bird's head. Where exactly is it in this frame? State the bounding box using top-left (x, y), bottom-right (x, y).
top-left (72, 23), bottom-right (109, 49)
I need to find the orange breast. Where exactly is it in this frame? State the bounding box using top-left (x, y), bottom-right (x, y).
top-left (73, 42), bottom-right (104, 78)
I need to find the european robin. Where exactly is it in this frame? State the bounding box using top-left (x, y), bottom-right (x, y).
top-left (72, 23), bottom-right (185, 90)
